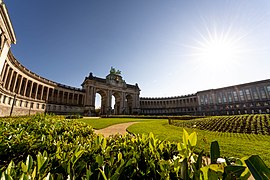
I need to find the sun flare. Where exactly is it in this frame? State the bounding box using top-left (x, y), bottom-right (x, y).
top-left (199, 36), bottom-right (238, 66)
top-left (188, 23), bottom-right (246, 71)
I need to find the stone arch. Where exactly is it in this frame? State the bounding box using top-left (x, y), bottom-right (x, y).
top-left (96, 89), bottom-right (107, 115)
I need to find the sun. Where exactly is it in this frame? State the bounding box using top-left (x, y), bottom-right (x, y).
top-left (199, 36), bottom-right (238, 67)
top-left (187, 23), bottom-right (246, 71)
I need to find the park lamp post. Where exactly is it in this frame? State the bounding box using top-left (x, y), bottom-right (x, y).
top-left (10, 94), bottom-right (16, 116)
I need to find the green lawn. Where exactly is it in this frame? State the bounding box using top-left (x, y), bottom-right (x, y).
top-left (128, 120), bottom-right (270, 166)
top-left (79, 117), bottom-right (270, 166)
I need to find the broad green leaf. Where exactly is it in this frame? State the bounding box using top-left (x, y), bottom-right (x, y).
top-left (200, 166), bottom-right (210, 180)
top-left (245, 155), bottom-right (270, 180)
top-left (26, 155), bottom-right (33, 172)
top-left (21, 163), bottom-right (27, 173)
top-left (180, 158), bottom-right (188, 180)
top-left (117, 152), bottom-right (122, 162)
top-left (223, 165), bottom-right (246, 179)
top-left (188, 132), bottom-right (197, 147)
top-left (182, 129), bottom-right (189, 147)
top-left (195, 150), bottom-right (204, 170)
top-left (96, 155), bottom-right (104, 167)
top-left (31, 167), bottom-right (36, 179)
top-left (19, 173), bottom-right (27, 180)
top-left (210, 141), bottom-right (220, 164)
top-left (6, 161), bottom-right (14, 175)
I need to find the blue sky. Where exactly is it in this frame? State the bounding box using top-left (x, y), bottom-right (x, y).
top-left (5, 0), bottom-right (270, 97)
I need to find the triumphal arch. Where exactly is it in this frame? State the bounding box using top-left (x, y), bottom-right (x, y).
top-left (82, 68), bottom-right (140, 115)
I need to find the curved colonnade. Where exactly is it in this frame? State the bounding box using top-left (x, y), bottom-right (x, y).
top-left (0, 52), bottom-right (85, 116)
top-left (140, 94), bottom-right (198, 115)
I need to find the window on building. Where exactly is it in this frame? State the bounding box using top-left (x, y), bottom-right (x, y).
top-left (228, 92), bottom-right (232, 103)
top-left (222, 94), bottom-right (227, 103)
top-left (239, 90), bottom-right (245, 101)
top-left (267, 86), bottom-right (270, 93)
top-left (233, 91), bottom-right (238, 101)
top-left (260, 87), bottom-right (267, 99)
top-left (218, 96), bottom-right (222, 104)
top-left (252, 89), bottom-right (259, 99)
top-left (36, 103), bottom-right (39, 109)
top-left (245, 89), bottom-right (251, 100)
top-left (25, 101), bottom-right (28, 107)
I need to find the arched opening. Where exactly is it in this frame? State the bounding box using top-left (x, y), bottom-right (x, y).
top-left (95, 93), bottom-right (101, 116)
top-left (95, 90), bottom-right (107, 116)
top-left (126, 94), bottom-right (133, 115)
top-left (112, 92), bottom-right (121, 115)
top-left (111, 95), bottom-right (115, 114)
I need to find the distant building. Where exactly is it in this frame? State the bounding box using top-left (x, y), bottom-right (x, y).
top-left (197, 79), bottom-right (270, 115)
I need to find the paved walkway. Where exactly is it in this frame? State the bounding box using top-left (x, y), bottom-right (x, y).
top-left (94, 122), bottom-right (138, 137)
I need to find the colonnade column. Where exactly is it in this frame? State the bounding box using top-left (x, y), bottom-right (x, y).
top-left (11, 72), bottom-right (18, 92)
top-left (7, 69), bottom-right (14, 90)
top-left (2, 65), bottom-right (9, 87)
top-left (0, 61), bottom-right (7, 85)
top-left (17, 75), bottom-right (23, 94)
top-left (23, 79), bottom-right (28, 96)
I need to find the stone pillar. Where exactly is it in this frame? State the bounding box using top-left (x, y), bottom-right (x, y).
top-left (2, 64), bottom-right (9, 87)
top-left (40, 85), bottom-right (44, 100)
top-left (57, 90), bottom-right (60, 103)
top-left (34, 84), bottom-right (38, 99)
top-left (23, 79), bottom-right (29, 97)
top-left (0, 61), bottom-right (7, 85)
top-left (46, 88), bottom-right (50, 102)
top-left (29, 81), bottom-right (33, 98)
top-left (11, 72), bottom-right (18, 92)
top-left (17, 75), bottom-right (23, 94)
top-left (7, 69), bottom-right (14, 90)
top-left (107, 90), bottom-right (112, 115)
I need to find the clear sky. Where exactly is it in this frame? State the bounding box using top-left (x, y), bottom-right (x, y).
top-left (5, 0), bottom-right (270, 98)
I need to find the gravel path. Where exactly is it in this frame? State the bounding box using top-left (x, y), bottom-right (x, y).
top-left (94, 122), bottom-right (138, 137)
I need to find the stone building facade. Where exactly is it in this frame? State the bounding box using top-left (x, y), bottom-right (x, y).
top-left (140, 79), bottom-right (270, 116)
top-left (197, 79), bottom-right (270, 116)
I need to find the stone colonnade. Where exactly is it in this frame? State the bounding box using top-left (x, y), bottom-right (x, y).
top-left (140, 95), bottom-right (198, 115)
top-left (0, 52), bottom-right (85, 116)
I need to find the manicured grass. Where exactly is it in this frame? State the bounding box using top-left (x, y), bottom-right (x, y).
top-left (127, 120), bottom-right (270, 166)
top-left (79, 117), bottom-right (270, 166)
top-left (78, 118), bottom-right (155, 129)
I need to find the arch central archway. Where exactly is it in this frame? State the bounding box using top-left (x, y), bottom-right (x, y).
top-left (82, 71), bottom-right (140, 116)
top-left (95, 89), bottom-right (108, 115)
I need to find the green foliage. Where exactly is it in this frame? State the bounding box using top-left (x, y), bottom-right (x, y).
top-left (0, 115), bottom-right (269, 179)
top-left (210, 141), bottom-right (220, 164)
top-left (245, 155), bottom-right (270, 179)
